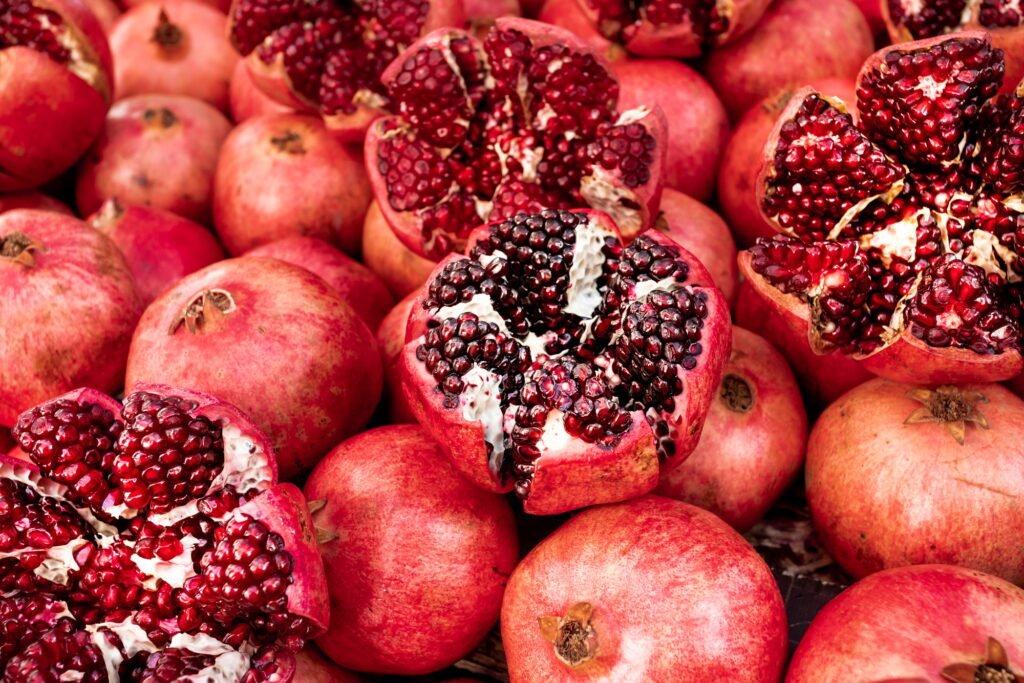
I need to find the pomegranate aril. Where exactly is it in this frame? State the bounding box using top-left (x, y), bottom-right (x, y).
top-left (3, 622), bottom-right (110, 683)
top-left (0, 0), bottom-right (72, 63)
top-left (886, 0), bottom-right (969, 39)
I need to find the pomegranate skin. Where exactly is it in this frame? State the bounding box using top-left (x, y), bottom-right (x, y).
top-left (82, 0), bottom-right (120, 31)
top-left (75, 94), bottom-right (231, 224)
top-left (376, 292), bottom-right (418, 424)
top-left (246, 236), bottom-right (393, 329)
top-left (502, 496), bottom-right (787, 681)
top-left (0, 210), bottom-right (143, 426)
top-left (360, 201), bottom-right (435, 299)
top-left (213, 114), bottom-right (371, 257)
top-left (656, 327), bottom-right (806, 531)
top-left (536, 0), bottom-right (619, 57)
top-left (704, 0), bottom-right (873, 121)
top-left (787, 565), bottom-right (1024, 682)
top-left (306, 425), bottom-right (519, 675)
top-left (228, 58), bottom-right (293, 123)
top-left (807, 378), bottom-right (1024, 584)
top-left (0, 192), bottom-right (73, 215)
top-left (465, 0), bottom-right (521, 20)
top-left (851, 0), bottom-right (885, 34)
top-left (108, 0), bottom-right (238, 112)
top-left (294, 648), bottom-right (362, 683)
top-left (125, 257), bottom-right (381, 479)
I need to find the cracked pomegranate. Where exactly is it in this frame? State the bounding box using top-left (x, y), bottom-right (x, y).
top-left (365, 17), bottom-right (668, 260)
top-left (1, 385), bottom-right (328, 681)
top-left (402, 209), bottom-right (730, 514)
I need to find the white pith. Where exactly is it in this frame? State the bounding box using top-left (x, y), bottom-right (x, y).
top-left (169, 633), bottom-right (253, 682)
top-left (860, 209), bottom-right (926, 266)
top-left (459, 366), bottom-right (507, 476)
top-left (87, 621), bottom-right (157, 682)
top-left (564, 220), bottom-right (615, 320)
top-left (131, 533), bottom-right (204, 589)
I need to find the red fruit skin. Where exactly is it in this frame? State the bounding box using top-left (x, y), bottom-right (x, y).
top-left (0, 210), bottom-right (143, 426)
top-left (228, 59), bottom-right (293, 123)
top-left (123, 0), bottom-right (230, 10)
top-left (851, 0), bottom-right (885, 34)
top-left (360, 201), bottom-right (435, 299)
top-left (502, 496), bottom-right (787, 681)
top-left (125, 257), bottom-right (382, 480)
top-left (465, 0), bottom-right (521, 21)
top-left (306, 425), bottom-right (519, 675)
top-left (376, 292), bottom-right (418, 424)
top-left (246, 236), bottom-right (393, 330)
top-left (807, 379), bottom-right (1024, 585)
top-left (75, 94), bottom-right (232, 225)
top-left (88, 201), bottom-right (225, 305)
top-left (81, 0), bottom-right (120, 31)
top-left (704, 0), bottom-right (873, 121)
top-left (108, 0), bottom-right (238, 112)
top-left (787, 565), bottom-right (1024, 682)
top-left (213, 114), bottom-right (371, 257)
top-left (536, 0), bottom-right (620, 59)
top-left (294, 648), bottom-right (362, 683)
top-left (656, 327), bottom-right (806, 531)
top-left (0, 192), bottom-right (73, 215)
top-left (0, 427), bottom-right (13, 453)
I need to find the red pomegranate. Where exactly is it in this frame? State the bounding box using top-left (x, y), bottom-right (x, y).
top-left (0, 0), bottom-right (112, 192)
top-left (229, 59), bottom-right (294, 123)
top-left (0, 210), bottom-right (143, 427)
top-left (365, 17), bottom-right (668, 260)
top-left (852, 0), bottom-right (886, 34)
top-left (656, 327), bottom-right (806, 531)
top-left (787, 565), bottom-right (1024, 682)
top-left (0, 427), bottom-right (12, 454)
top-left (502, 496), bottom-right (787, 680)
top-left (82, 0), bottom-right (120, 30)
top-left (88, 199), bottom-right (225, 305)
top-left (1, 385), bottom-right (329, 681)
top-left (75, 94), bottom-right (232, 225)
top-left (213, 114), bottom-right (371, 257)
top-left (740, 32), bottom-right (1024, 384)
top-left (294, 647), bottom-right (362, 682)
top-left (402, 209), bottom-right (731, 514)
top-left (360, 200), bottom-right (436, 299)
top-left (122, 0), bottom-right (230, 10)
top-left (125, 257), bottom-right (382, 480)
top-left (0, 192), bottom-right (74, 215)
top-left (227, 0), bottom-right (465, 140)
top-left (377, 292), bottom-right (418, 424)
top-left (807, 378), bottom-right (1024, 584)
top-left (704, 0), bottom-right (874, 121)
top-left (305, 425), bottom-right (519, 675)
top-left (536, 0), bottom-right (619, 58)
top-left (246, 236), bottom-right (394, 330)
top-left (466, 0), bottom-right (522, 21)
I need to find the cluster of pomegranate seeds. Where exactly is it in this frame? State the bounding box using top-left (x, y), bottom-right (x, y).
top-left (4, 621), bottom-right (110, 682)
top-left (582, 0), bottom-right (728, 47)
top-left (0, 0), bottom-right (72, 63)
top-left (885, 0), bottom-right (970, 38)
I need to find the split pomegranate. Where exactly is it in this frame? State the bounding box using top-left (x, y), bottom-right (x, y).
top-left (502, 496), bottom-right (787, 680)
top-left (213, 114), bottom-right (371, 257)
top-left (360, 200), bottom-right (436, 299)
top-left (125, 257), bottom-right (382, 480)
top-left (229, 59), bottom-right (294, 123)
top-left (305, 425), bottom-right (518, 675)
top-left (1, 384), bottom-right (329, 681)
top-left (108, 0), bottom-right (239, 113)
top-left (89, 199), bottom-right (226, 306)
top-left (741, 32), bottom-right (1024, 384)
top-left (402, 209), bottom-right (731, 514)
top-left (365, 17), bottom-right (668, 260)
top-left (227, 0), bottom-right (465, 141)
top-left (788, 565), bottom-right (1024, 682)
top-left (656, 327), bottom-right (807, 531)
top-left (76, 94), bottom-right (232, 225)
top-left (0, 191), bottom-right (74, 215)
top-left (807, 378), bottom-right (1024, 584)
top-left (377, 292), bottom-right (419, 424)
top-left (0, 210), bottom-right (143, 427)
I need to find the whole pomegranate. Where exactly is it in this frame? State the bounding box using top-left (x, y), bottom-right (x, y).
top-left (246, 237), bottom-right (394, 330)
top-left (704, 0), bottom-right (874, 121)
top-left (377, 293), bottom-right (418, 424)
top-left (294, 647), bottom-right (362, 682)
top-left (365, 17), bottom-right (668, 260)
top-left (305, 425), bottom-right (519, 675)
top-left (229, 59), bottom-right (294, 123)
top-left (502, 496), bottom-right (787, 681)
top-left (213, 114), bottom-right (371, 257)
top-left (466, 0), bottom-right (522, 22)
top-left (807, 378), bottom-right (1024, 584)
top-left (227, 0), bottom-right (465, 140)
top-left (1, 385), bottom-right (329, 681)
top-left (403, 209), bottom-right (731, 514)
top-left (0, 191), bottom-right (74, 215)
top-left (0, 210), bottom-right (143, 427)
top-left (75, 94), bottom-right (232, 225)
top-left (0, 0), bottom-right (112, 191)
top-left (89, 199), bottom-right (226, 305)
top-left (788, 565), bottom-right (1024, 682)
top-left (360, 201), bottom-right (436, 299)
top-left (656, 327), bottom-right (806, 531)
top-left (741, 33), bottom-right (1024, 384)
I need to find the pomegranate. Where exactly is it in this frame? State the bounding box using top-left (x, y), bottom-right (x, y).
top-left (0, 427), bottom-right (12, 453)
top-left (853, 0), bottom-right (886, 34)
top-left (75, 94), bottom-right (232, 225)
top-left (365, 17), bottom-right (668, 260)
top-left (787, 564), bottom-right (1024, 682)
top-left (807, 378), bottom-right (1024, 584)
top-left (704, 0), bottom-right (874, 121)
top-left (360, 200), bottom-right (436, 299)
top-left (536, 0), bottom-right (619, 58)
top-left (1, 384), bottom-right (329, 681)
top-left (656, 327), bottom-right (806, 531)
top-left (466, 0), bottom-right (522, 22)
top-left (108, 0), bottom-right (239, 113)
top-left (89, 199), bottom-right (226, 306)
top-left (213, 114), bottom-right (371, 257)
top-left (402, 209), bottom-right (731, 514)
top-left (294, 647), bottom-right (361, 682)
top-left (83, 0), bottom-right (121, 31)
top-left (377, 292), bottom-right (419, 424)
top-left (0, 0), bottom-right (112, 192)
top-left (246, 237), bottom-right (394, 330)
top-left (227, 0), bottom-right (465, 141)
top-left (0, 191), bottom-right (74, 215)
top-left (229, 59), bottom-right (294, 123)
top-left (125, 257), bottom-right (382, 480)
top-left (305, 425), bottom-right (518, 675)
top-left (502, 496), bottom-right (787, 680)
top-left (0, 210), bottom-right (142, 427)
top-left (741, 33), bottom-right (1024, 384)
top-left (123, 0), bottom-right (230, 10)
